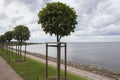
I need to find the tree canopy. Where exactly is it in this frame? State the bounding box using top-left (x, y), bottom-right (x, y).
top-left (14, 25), bottom-right (30, 42)
top-left (0, 35), bottom-right (6, 42)
top-left (38, 2), bottom-right (77, 42)
top-left (4, 31), bottom-right (14, 42)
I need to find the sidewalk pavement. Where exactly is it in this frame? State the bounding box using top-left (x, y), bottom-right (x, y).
top-left (0, 56), bottom-right (23, 80)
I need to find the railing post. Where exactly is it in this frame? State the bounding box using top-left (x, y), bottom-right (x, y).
top-left (46, 43), bottom-right (48, 80)
top-left (65, 43), bottom-right (67, 80)
top-left (24, 43), bottom-right (27, 61)
top-left (57, 43), bottom-right (61, 80)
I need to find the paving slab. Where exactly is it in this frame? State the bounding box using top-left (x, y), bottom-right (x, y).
top-left (0, 56), bottom-right (23, 80)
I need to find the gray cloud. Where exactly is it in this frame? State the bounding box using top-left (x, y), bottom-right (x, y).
top-left (0, 0), bottom-right (120, 42)
top-left (74, 0), bottom-right (120, 37)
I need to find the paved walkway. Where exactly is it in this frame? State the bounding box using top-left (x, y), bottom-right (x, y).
top-left (0, 56), bottom-right (23, 80)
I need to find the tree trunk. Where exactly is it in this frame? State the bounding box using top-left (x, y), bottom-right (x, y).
top-left (20, 41), bottom-right (22, 61)
top-left (57, 34), bottom-right (61, 80)
top-left (57, 35), bottom-right (59, 42)
top-left (6, 42), bottom-right (8, 55)
top-left (24, 43), bottom-right (27, 61)
top-left (12, 42), bottom-right (13, 54)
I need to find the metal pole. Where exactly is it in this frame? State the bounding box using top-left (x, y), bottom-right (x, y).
top-left (65, 43), bottom-right (67, 80)
top-left (15, 43), bottom-right (17, 61)
top-left (16, 43), bottom-right (18, 61)
top-left (18, 43), bottom-right (20, 62)
top-left (20, 43), bottom-right (22, 61)
top-left (24, 43), bottom-right (27, 61)
top-left (6, 42), bottom-right (7, 55)
top-left (18, 44), bottom-right (20, 62)
top-left (46, 43), bottom-right (48, 80)
top-left (12, 42), bottom-right (13, 54)
top-left (57, 43), bottom-right (61, 80)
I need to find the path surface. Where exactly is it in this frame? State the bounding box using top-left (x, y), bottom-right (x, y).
top-left (0, 56), bottom-right (23, 80)
top-left (26, 53), bottom-right (115, 80)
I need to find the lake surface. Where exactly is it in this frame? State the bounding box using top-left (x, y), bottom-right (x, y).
top-left (24, 42), bottom-right (120, 72)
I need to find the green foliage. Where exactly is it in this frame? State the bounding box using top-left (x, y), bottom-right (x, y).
top-left (4, 31), bottom-right (14, 42)
top-left (0, 49), bottom-right (86, 80)
top-left (14, 25), bottom-right (30, 42)
top-left (0, 35), bottom-right (6, 42)
top-left (38, 2), bottom-right (77, 42)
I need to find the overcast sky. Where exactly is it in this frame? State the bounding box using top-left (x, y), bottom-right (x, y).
top-left (0, 0), bottom-right (120, 42)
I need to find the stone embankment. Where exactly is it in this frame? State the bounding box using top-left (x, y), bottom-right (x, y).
top-left (25, 51), bottom-right (120, 80)
top-left (10, 47), bottom-right (120, 80)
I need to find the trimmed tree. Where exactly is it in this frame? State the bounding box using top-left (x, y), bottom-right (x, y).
top-left (4, 31), bottom-right (14, 52)
top-left (0, 35), bottom-right (6, 42)
top-left (0, 35), bottom-right (6, 48)
top-left (38, 2), bottom-right (77, 80)
top-left (38, 2), bottom-right (77, 42)
top-left (4, 31), bottom-right (14, 42)
top-left (14, 25), bottom-right (30, 43)
top-left (4, 31), bottom-right (14, 54)
top-left (14, 25), bottom-right (30, 61)
top-left (0, 35), bottom-right (6, 55)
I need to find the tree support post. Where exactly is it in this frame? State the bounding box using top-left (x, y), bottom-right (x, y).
top-left (45, 42), bottom-right (67, 80)
top-left (57, 43), bottom-right (61, 80)
top-left (46, 43), bottom-right (48, 80)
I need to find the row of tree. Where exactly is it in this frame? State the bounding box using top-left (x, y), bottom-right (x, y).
top-left (0, 25), bottom-right (30, 61)
top-left (0, 2), bottom-right (77, 80)
top-left (0, 25), bottom-right (30, 43)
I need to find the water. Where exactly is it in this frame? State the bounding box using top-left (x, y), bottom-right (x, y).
top-left (24, 42), bottom-right (120, 72)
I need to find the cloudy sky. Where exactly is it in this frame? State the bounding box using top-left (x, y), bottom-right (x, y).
top-left (0, 0), bottom-right (120, 42)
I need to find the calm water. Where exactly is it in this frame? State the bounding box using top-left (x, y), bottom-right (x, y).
top-left (24, 42), bottom-right (120, 71)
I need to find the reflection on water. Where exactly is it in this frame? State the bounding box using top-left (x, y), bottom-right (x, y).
top-left (24, 42), bottom-right (120, 71)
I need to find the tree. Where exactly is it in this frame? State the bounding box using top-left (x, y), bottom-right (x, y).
top-left (0, 35), bottom-right (6, 42)
top-left (14, 25), bottom-right (30, 61)
top-left (0, 35), bottom-right (6, 54)
top-left (0, 35), bottom-right (6, 48)
top-left (38, 2), bottom-right (77, 80)
top-left (38, 2), bottom-right (77, 42)
top-left (14, 25), bottom-right (30, 43)
top-left (4, 31), bottom-right (14, 42)
top-left (4, 31), bottom-right (14, 54)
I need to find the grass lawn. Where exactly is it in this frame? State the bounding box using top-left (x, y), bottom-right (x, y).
top-left (0, 48), bottom-right (86, 80)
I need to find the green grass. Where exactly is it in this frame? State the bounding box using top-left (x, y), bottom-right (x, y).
top-left (0, 48), bottom-right (86, 80)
